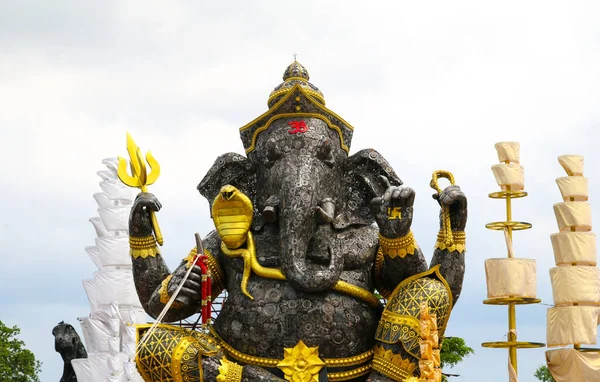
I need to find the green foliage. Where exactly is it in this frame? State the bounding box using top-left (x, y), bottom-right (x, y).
top-left (440, 336), bottom-right (474, 369)
top-left (534, 364), bottom-right (555, 382)
top-left (0, 320), bottom-right (42, 382)
top-left (437, 336), bottom-right (474, 381)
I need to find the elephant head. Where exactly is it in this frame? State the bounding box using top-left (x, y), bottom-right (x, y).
top-left (198, 61), bottom-right (401, 292)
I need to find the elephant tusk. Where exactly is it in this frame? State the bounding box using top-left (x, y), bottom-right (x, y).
top-left (261, 195), bottom-right (280, 223)
top-left (316, 198), bottom-right (335, 224)
top-left (262, 206), bottom-right (278, 222)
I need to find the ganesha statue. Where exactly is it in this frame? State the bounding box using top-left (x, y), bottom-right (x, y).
top-left (127, 61), bottom-right (467, 381)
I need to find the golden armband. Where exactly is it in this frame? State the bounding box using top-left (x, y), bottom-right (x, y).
top-left (129, 236), bottom-right (160, 259)
top-left (378, 231), bottom-right (417, 259)
top-left (158, 275), bottom-right (184, 309)
top-left (217, 357), bottom-right (243, 382)
top-left (434, 231), bottom-right (466, 253)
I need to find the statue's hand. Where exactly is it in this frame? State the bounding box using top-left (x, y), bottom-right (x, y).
top-left (168, 263), bottom-right (203, 305)
top-left (370, 176), bottom-right (415, 238)
top-left (432, 185), bottom-right (467, 231)
top-left (129, 192), bottom-right (162, 237)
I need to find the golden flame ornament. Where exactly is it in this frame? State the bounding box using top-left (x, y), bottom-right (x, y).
top-left (277, 340), bottom-right (326, 382)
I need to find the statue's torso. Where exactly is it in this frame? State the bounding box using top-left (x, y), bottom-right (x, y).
top-left (211, 224), bottom-right (380, 361)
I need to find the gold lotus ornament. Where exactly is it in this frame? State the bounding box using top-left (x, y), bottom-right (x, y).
top-left (277, 340), bottom-right (326, 382)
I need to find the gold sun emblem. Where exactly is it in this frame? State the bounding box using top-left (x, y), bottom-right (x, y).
top-left (276, 340), bottom-right (326, 382)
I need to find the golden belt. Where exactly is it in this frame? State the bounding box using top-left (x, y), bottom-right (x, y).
top-left (210, 327), bottom-right (373, 381)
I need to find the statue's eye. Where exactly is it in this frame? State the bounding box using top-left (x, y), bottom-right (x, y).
top-left (265, 139), bottom-right (282, 166)
top-left (317, 137), bottom-right (334, 167)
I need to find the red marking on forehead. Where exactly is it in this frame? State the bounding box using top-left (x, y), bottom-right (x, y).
top-left (287, 120), bottom-right (308, 135)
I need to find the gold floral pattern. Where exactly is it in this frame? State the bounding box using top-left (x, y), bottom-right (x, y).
top-left (277, 340), bottom-right (326, 382)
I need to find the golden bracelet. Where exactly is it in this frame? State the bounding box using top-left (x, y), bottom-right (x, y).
top-left (216, 357), bottom-right (243, 382)
top-left (129, 236), bottom-right (157, 248)
top-left (434, 231), bottom-right (466, 253)
top-left (129, 236), bottom-right (160, 259)
top-left (158, 275), bottom-right (184, 309)
top-left (378, 231), bottom-right (417, 259)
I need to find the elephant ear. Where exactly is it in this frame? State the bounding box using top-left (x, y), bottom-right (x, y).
top-left (197, 153), bottom-right (263, 229)
top-left (334, 149), bottom-right (402, 229)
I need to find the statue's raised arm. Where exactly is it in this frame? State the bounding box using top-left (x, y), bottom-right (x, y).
top-left (368, 171), bottom-right (467, 381)
top-left (128, 192), bottom-right (226, 323)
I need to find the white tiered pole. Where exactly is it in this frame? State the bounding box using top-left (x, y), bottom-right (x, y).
top-left (72, 158), bottom-right (146, 382)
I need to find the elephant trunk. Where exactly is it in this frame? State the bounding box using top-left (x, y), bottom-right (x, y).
top-left (279, 184), bottom-right (343, 292)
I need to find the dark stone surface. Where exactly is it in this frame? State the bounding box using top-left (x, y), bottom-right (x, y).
top-left (52, 321), bottom-right (87, 382)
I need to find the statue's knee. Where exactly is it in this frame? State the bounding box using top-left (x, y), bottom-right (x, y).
top-left (372, 266), bottom-right (452, 379)
top-left (136, 325), bottom-right (222, 381)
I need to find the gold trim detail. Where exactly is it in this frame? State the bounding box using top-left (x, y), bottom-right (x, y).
top-left (418, 303), bottom-right (442, 380)
top-left (268, 85), bottom-right (326, 106)
top-left (434, 230), bottom-right (466, 253)
top-left (209, 327), bottom-right (374, 371)
top-left (184, 248), bottom-right (226, 297)
top-left (130, 247), bottom-right (160, 259)
top-left (372, 345), bottom-right (417, 381)
top-left (129, 236), bottom-right (160, 259)
top-left (388, 265), bottom-right (453, 309)
top-left (129, 236), bottom-right (157, 248)
top-left (332, 279), bottom-right (382, 309)
top-left (159, 275), bottom-right (184, 309)
top-left (220, 231), bottom-right (382, 309)
top-left (244, 112), bottom-right (349, 154)
top-left (135, 324), bottom-right (217, 382)
top-left (170, 337), bottom-right (187, 382)
top-left (284, 76), bottom-right (310, 83)
top-left (171, 336), bottom-right (203, 382)
top-left (216, 357), bottom-right (243, 382)
top-left (240, 84), bottom-right (353, 132)
top-left (431, 169), bottom-right (458, 256)
top-left (277, 340), bottom-right (326, 382)
top-left (327, 365), bottom-right (372, 381)
top-left (325, 349), bottom-right (374, 368)
top-left (239, 84), bottom-right (354, 155)
top-left (381, 310), bottom-right (420, 329)
top-left (379, 231), bottom-right (417, 258)
top-left (377, 266), bottom-right (453, 354)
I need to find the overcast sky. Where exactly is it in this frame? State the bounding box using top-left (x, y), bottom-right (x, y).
top-left (1, 1), bottom-right (600, 381)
